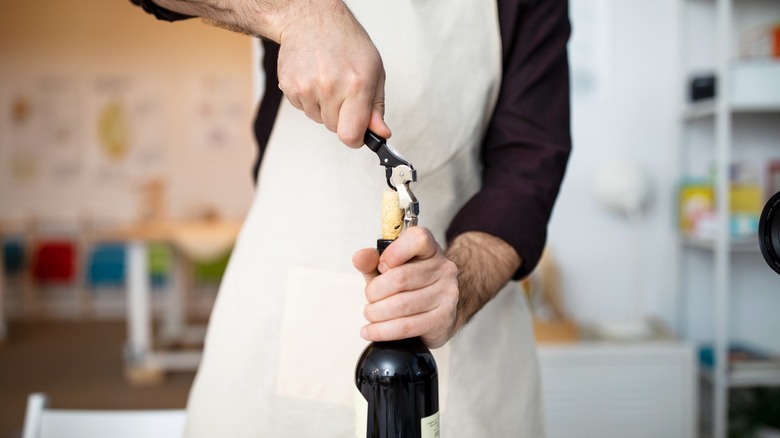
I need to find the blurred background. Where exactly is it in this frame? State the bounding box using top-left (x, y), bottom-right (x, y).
top-left (0, 0), bottom-right (778, 437)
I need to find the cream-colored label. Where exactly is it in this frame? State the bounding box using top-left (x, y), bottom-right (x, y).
top-left (354, 386), bottom-right (368, 438)
top-left (421, 411), bottom-right (440, 438)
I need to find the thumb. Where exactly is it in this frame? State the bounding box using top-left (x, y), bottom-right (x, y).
top-left (352, 248), bottom-right (380, 283)
top-left (367, 69), bottom-right (391, 139)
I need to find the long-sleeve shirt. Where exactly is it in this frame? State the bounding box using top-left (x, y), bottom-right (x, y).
top-left (130, 0), bottom-right (572, 279)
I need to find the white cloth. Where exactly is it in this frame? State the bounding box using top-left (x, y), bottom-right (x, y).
top-left (184, 0), bottom-right (544, 436)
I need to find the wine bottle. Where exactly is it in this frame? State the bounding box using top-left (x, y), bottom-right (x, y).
top-left (354, 191), bottom-right (440, 438)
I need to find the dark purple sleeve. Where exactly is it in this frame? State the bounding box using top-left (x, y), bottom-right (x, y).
top-left (129, 0), bottom-right (194, 21)
top-left (252, 40), bottom-right (284, 182)
top-left (445, 0), bottom-right (572, 280)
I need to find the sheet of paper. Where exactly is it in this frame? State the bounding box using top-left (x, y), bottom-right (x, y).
top-left (569, 0), bottom-right (612, 104)
top-left (85, 76), bottom-right (165, 185)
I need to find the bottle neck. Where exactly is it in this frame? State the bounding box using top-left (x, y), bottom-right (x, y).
top-left (377, 239), bottom-right (394, 255)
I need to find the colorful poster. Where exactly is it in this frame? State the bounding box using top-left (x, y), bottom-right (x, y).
top-left (0, 77), bottom-right (85, 187)
top-left (1, 79), bottom-right (45, 186)
top-left (569, 0), bottom-right (612, 103)
top-left (86, 76), bottom-right (165, 184)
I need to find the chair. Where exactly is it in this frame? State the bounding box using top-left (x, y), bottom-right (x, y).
top-left (192, 248), bottom-right (231, 285)
top-left (149, 243), bottom-right (173, 289)
top-left (3, 238), bottom-right (26, 276)
top-left (2, 237), bottom-right (27, 325)
top-left (29, 240), bottom-right (82, 318)
top-left (21, 393), bottom-right (186, 438)
top-left (32, 242), bottom-right (77, 284)
top-left (87, 243), bottom-right (126, 287)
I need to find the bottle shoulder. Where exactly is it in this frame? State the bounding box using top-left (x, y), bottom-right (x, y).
top-left (356, 338), bottom-right (438, 381)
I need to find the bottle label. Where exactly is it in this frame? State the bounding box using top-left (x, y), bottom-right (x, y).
top-left (354, 386), bottom-right (368, 438)
top-left (421, 411), bottom-right (440, 438)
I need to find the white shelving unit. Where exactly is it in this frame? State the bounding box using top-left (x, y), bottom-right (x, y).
top-left (700, 367), bottom-right (780, 389)
top-left (677, 1), bottom-right (780, 437)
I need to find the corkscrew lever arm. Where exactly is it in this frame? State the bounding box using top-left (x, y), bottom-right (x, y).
top-left (364, 130), bottom-right (419, 232)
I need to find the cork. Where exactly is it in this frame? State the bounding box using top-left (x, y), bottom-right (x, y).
top-left (382, 189), bottom-right (404, 240)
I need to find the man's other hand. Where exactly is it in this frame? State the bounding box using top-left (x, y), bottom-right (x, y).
top-left (352, 227), bottom-right (459, 349)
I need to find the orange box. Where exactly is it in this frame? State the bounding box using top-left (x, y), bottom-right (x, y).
top-left (774, 24), bottom-right (780, 58)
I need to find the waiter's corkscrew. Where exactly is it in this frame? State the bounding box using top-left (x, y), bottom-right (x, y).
top-left (364, 130), bottom-right (419, 232)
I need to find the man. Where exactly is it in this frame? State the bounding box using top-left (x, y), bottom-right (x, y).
top-left (132, 0), bottom-right (570, 436)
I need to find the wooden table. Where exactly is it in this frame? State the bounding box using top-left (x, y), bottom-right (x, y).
top-left (95, 220), bottom-right (242, 383)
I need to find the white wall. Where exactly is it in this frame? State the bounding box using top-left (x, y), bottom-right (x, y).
top-left (550, 0), bottom-right (681, 328)
top-left (553, 0), bottom-right (780, 353)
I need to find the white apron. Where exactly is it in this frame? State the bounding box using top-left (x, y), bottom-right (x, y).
top-left (184, 0), bottom-right (544, 436)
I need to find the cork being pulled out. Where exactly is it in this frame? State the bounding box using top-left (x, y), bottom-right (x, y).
top-left (382, 189), bottom-right (404, 240)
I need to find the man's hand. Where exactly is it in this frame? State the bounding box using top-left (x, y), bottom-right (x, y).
top-left (353, 229), bottom-right (522, 349)
top-left (148, 0), bottom-right (392, 148)
top-left (352, 227), bottom-right (459, 349)
top-left (276, 1), bottom-right (391, 148)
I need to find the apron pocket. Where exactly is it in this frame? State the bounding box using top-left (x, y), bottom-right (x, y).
top-left (275, 265), bottom-right (369, 407)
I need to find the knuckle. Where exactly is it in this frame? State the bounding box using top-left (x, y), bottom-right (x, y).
top-left (298, 81), bottom-right (314, 98)
top-left (363, 304), bottom-right (375, 322)
top-left (408, 226), bottom-right (426, 240)
top-left (398, 296), bottom-right (413, 317)
top-left (411, 228), bottom-right (433, 251)
top-left (338, 130), bottom-right (362, 148)
top-left (318, 78), bottom-right (335, 98)
top-left (347, 71), bottom-right (368, 91)
top-left (398, 319), bottom-right (413, 338)
top-left (390, 272), bottom-right (409, 292)
top-left (277, 77), bottom-right (292, 93)
top-left (442, 259), bottom-right (459, 278)
top-left (364, 283), bottom-right (377, 303)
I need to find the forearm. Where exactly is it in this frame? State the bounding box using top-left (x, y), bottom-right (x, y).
top-left (446, 231), bottom-right (522, 331)
top-left (149, 0), bottom-right (344, 42)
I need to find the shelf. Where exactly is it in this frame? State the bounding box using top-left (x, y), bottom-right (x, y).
top-left (731, 103), bottom-right (780, 113)
top-left (683, 102), bottom-right (717, 120)
top-left (678, 0), bottom-right (780, 435)
top-left (684, 59), bottom-right (780, 120)
top-left (681, 234), bottom-right (759, 252)
top-left (683, 102), bottom-right (780, 120)
top-left (700, 367), bottom-right (780, 388)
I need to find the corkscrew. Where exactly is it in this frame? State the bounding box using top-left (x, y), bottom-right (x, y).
top-left (364, 130), bottom-right (419, 232)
